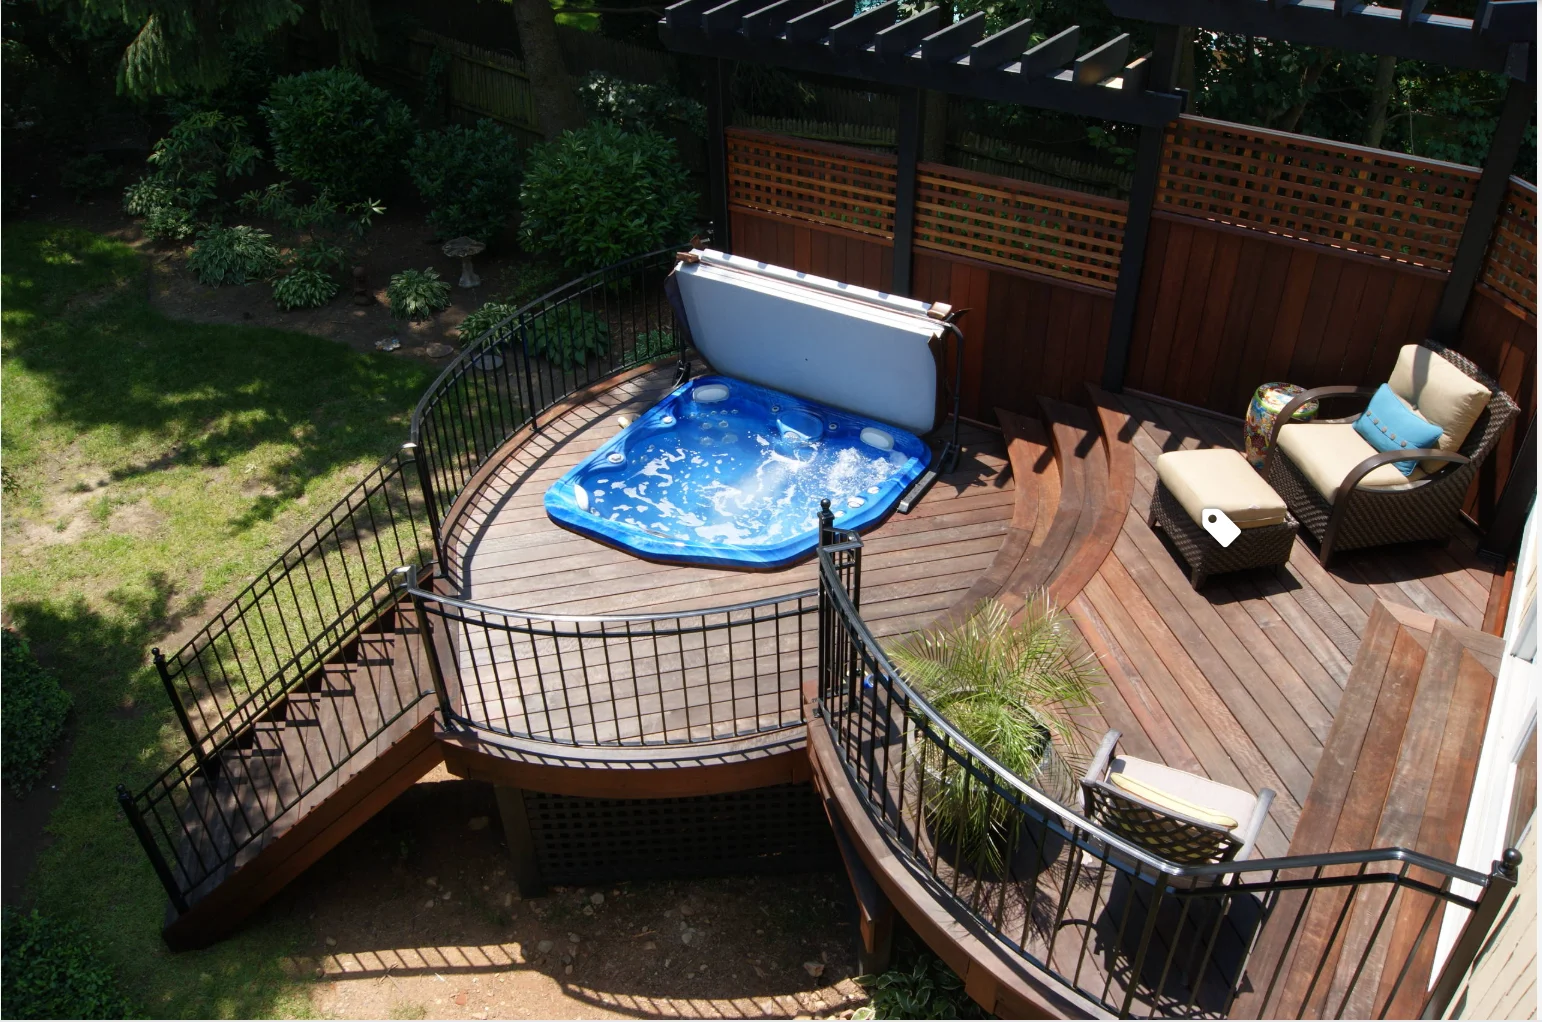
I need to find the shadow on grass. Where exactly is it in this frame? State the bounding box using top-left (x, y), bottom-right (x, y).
top-left (1, 222), bottom-right (436, 532)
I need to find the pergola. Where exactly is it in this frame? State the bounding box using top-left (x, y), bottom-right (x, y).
top-left (659, 0), bottom-right (1537, 553)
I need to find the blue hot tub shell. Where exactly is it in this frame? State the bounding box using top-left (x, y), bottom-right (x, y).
top-left (544, 375), bottom-right (931, 569)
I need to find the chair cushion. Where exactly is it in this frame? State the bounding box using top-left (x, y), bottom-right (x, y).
top-left (1354, 384), bottom-right (1444, 477)
top-left (1109, 756), bottom-right (1256, 839)
top-left (1156, 448), bottom-right (1288, 528)
top-left (1388, 345), bottom-right (1492, 473)
top-left (1277, 423), bottom-right (1426, 501)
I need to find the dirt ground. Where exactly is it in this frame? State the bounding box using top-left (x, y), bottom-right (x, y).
top-left (260, 769), bottom-right (869, 1021)
top-left (5, 197), bottom-right (877, 1020)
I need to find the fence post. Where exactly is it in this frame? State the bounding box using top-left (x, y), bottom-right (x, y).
top-left (892, 87), bottom-right (923, 295)
top-left (401, 569), bottom-right (455, 720)
top-left (706, 57), bottom-right (732, 252)
top-left (1421, 848), bottom-right (1522, 1018)
top-left (1102, 24), bottom-right (1184, 394)
top-left (152, 648), bottom-right (215, 781)
top-left (117, 783), bottom-right (190, 915)
top-left (1430, 76), bottom-right (1533, 343)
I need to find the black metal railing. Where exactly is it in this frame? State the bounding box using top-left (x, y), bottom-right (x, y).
top-left (813, 524), bottom-right (1516, 1020)
top-left (150, 446), bottom-right (434, 770)
top-left (409, 245), bottom-right (686, 583)
top-left (406, 585), bottom-right (814, 747)
top-left (119, 572), bottom-right (435, 911)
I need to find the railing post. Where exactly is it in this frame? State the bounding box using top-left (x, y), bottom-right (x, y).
top-left (1421, 847), bottom-right (1523, 1018)
top-left (402, 441), bottom-right (445, 583)
top-left (117, 783), bottom-right (189, 915)
top-left (400, 568), bottom-right (454, 721)
top-left (152, 648), bottom-right (216, 781)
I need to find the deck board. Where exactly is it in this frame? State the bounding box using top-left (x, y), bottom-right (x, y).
top-left (452, 371), bottom-right (1496, 855)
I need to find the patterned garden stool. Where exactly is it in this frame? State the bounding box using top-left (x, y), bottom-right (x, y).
top-left (1149, 448), bottom-right (1298, 589)
top-left (1244, 383), bottom-right (1319, 468)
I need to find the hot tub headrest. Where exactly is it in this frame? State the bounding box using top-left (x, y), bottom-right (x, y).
top-left (670, 249), bottom-right (943, 435)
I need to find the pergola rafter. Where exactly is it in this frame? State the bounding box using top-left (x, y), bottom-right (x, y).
top-left (1103, 0), bottom-right (1536, 76)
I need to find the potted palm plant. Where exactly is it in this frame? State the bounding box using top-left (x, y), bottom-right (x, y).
top-left (888, 592), bottom-right (1103, 879)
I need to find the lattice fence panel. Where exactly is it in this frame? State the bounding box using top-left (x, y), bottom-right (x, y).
top-left (727, 128), bottom-right (896, 239)
top-left (915, 164), bottom-right (1128, 288)
top-left (1482, 176), bottom-right (1538, 319)
top-left (1157, 115), bottom-right (1481, 270)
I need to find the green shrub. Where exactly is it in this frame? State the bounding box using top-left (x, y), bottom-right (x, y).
top-left (60, 155), bottom-right (125, 202)
top-left (404, 120), bottom-right (522, 242)
top-left (272, 267), bottom-right (339, 310)
top-left (579, 72), bottom-right (707, 137)
top-left (519, 123), bottom-right (697, 272)
top-left (122, 179), bottom-right (199, 242)
top-left (386, 268), bottom-right (451, 321)
top-left (187, 225), bottom-right (280, 285)
top-left (1, 910), bottom-right (136, 1019)
top-left (238, 182), bottom-right (383, 274)
top-left (123, 109), bottom-right (260, 239)
top-left (855, 935), bottom-right (985, 1020)
top-left (262, 68), bottom-right (414, 201)
top-left (523, 303), bottom-right (610, 368)
top-left (456, 300), bottom-right (518, 343)
top-left (1, 630), bottom-right (70, 796)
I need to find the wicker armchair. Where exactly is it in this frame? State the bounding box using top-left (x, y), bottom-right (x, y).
top-left (1081, 730), bottom-right (1274, 868)
top-left (1263, 343), bottom-right (1519, 566)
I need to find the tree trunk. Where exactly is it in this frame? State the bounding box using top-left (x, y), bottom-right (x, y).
top-left (1362, 54), bottom-right (1397, 147)
top-left (1277, 55), bottom-right (1331, 133)
top-left (512, 0), bottom-right (585, 139)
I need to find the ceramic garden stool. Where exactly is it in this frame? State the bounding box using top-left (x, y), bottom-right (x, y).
top-left (1243, 382), bottom-right (1320, 468)
top-left (1149, 448), bottom-right (1298, 590)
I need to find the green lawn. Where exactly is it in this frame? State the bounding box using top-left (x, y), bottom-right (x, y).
top-left (2, 222), bottom-right (437, 1017)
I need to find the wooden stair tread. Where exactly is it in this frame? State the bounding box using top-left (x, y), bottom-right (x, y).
top-left (1046, 386), bottom-right (1136, 607)
top-left (1237, 602), bottom-right (1503, 1019)
top-left (995, 398), bottom-right (1093, 609)
top-left (938, 410), bottom-right (1051, 625)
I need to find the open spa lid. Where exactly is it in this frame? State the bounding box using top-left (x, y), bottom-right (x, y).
top-left (668, 249), bottom-right (945, 435)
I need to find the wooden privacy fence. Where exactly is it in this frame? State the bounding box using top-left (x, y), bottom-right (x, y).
top-left (407, 31), bottom-right (541, 136)
top-left (1156, 116), bottom-right (1482, 272)
top-left (727, 129), bottom-right (897, 239)
top-left (1482, 177), bottom-right (1538, 320)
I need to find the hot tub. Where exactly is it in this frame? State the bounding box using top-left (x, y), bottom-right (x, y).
top-left (544, 375), bottom-right (930, 568)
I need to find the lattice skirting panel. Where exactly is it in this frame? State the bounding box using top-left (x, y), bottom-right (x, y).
top-left (522, 783), bottom-right (838, 885)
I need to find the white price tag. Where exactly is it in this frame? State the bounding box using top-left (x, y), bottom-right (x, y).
top-left (1201, 508), bottom-right (1241, 548)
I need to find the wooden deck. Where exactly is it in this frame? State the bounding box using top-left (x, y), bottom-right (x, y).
top-left (1073, 391), bottom-right (1498, 859)
top-left (447, 368), bottom-right (1497, 857)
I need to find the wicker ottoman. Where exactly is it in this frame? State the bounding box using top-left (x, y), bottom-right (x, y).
top-left (1148, 449), bottom-right (1298, 589)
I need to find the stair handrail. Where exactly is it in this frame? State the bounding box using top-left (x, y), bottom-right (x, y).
top-left (814, 525), bottom-right (1518, 1018)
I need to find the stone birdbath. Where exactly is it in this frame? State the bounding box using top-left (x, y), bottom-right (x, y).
top-left (443, 237), bottom-right (486, 289)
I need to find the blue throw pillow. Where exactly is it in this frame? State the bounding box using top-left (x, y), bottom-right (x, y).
top-left (1354, 384), bottom-right (1443, 477)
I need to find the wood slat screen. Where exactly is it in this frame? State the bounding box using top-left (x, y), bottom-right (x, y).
top-left (914, 164), bottom-right (1128, 289)
top-left (1481, 176), bottom-right (1538, 320)
top-left (726, 129), bottom-right (896, 240)
top-left (1157, 115), bottom-right (1481, 271)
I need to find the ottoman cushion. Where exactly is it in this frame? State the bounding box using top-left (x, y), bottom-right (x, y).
top-left (1156, 448), bottom-right (1288, 529)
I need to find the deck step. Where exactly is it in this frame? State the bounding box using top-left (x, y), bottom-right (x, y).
top-left (1237, 601), bottom-right (1502, 1019)
top-left (1045, 387), bottom-right (1136, 607)
top-left (938, 410), bottom-right (1051, 624)
top-left (158, 608), bottom-right (441, 950)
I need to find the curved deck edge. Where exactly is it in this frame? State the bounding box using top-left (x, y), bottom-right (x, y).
top-left (438, 727), bottom-right (811, 799)
top-left (806, 712), bottom-right (1109, 1021)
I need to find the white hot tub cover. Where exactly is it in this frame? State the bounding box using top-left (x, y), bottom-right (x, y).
top-left (671, 249), bottom-right (943, 434)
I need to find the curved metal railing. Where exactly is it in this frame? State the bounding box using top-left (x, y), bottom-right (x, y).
top-left (404, 583), bottom-right (815, 748)
top-left (814, 522), bottom-right (1514, 1019)
top-left (409, 245), bottom-right (687, 584)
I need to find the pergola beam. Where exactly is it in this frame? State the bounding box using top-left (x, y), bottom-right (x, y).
top-left (1103, 0), bottom-right (1535, 74)
top-left (662, 0), bottom-right (1185, 125)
